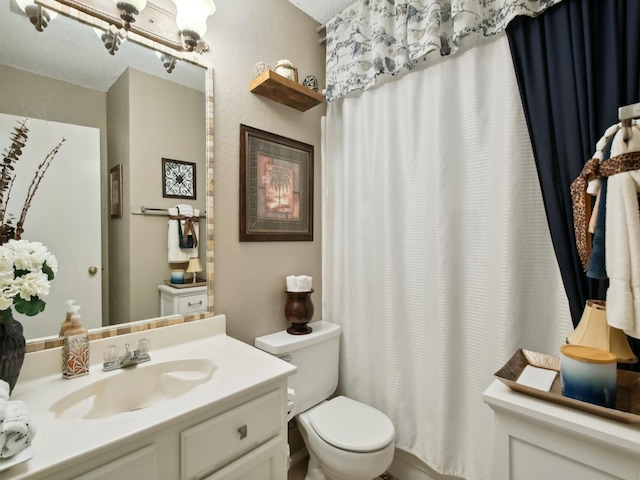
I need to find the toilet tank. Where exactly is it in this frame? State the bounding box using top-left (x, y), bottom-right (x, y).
top-left (255, 321), bottom-right (341, 415)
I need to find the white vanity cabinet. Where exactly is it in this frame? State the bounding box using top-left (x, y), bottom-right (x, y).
top-left (46, 383), bottom-right (288, 480)
top-left (0, 316), bottom-right (296, 480)
top-left (158, 284), bottom-right (208, 316)
top-left (483, 379), bottom-right (640, 480)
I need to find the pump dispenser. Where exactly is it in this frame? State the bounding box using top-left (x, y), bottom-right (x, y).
top-left (65, 305), bottom-right (87, 336)
top-left (59, 299), bottom-right (76, 337)
top-left (62, 304), bottom-right (89, 378)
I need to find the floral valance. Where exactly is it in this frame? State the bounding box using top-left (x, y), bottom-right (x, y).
top-left (325, 0), bottom-right (561, 101)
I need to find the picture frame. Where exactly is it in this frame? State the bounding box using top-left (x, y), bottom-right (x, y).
top-left (239, 124), bottom-right (314, 241)
top-left (109, 164), bottom-right (123, 219)
top-left (162, 158), bottom-right (196, 200)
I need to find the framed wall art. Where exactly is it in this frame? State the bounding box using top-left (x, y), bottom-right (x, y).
top-left (239, 124), bottom-right (314, 241)
top-left (109, 164), bottom-right (123, 219)
top-left (162, 158), bottom-right (196, 200)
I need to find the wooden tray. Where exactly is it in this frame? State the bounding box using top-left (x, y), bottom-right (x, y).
top-left (164, 278), bottom-right (206, 288)
top-left (495, 348), bottom-right (640, 423)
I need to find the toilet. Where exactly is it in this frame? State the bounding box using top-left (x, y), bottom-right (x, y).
top-left (255, 321), bottom-right (395, 480)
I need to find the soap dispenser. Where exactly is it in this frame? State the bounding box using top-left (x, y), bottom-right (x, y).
top-left (62, 305), bottom-right (90, 379)
top-left (59, 299), bottom-right (76, 337)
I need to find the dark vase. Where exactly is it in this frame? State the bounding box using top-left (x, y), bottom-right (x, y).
top-left (0, 315), bottom-right (26, 394)
top-left (284, 289), bottom-right (314, 335)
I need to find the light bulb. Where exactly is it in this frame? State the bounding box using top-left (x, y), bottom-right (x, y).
top-left (173, 0), bottom-right (215, 37)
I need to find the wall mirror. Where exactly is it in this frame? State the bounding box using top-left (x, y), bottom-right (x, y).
top-left (0, 0), bottom-right (214, 348)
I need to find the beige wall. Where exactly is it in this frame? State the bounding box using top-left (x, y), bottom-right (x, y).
top-left (203, 0), bottom-right (326, 344)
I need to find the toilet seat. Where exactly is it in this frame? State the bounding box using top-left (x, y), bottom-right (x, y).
top-left (308, 396), bottom-right (394, 453)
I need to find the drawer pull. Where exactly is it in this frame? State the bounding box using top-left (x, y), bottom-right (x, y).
top-left (188, 300), bottom-right (203, 307)
top-left (237, 424), bottom-right (248, 439)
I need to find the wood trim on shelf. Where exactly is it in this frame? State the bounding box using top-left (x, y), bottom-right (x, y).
top-left (249, 70), bottom-right (325, 112)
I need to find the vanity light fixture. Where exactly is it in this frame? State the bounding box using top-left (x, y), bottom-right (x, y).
top-left (35, 0), bottom-right (214, 55)
top-left (15, 0), bottom-right (58, 32)
top-left (94, 27), bottom-right (125, 55)
top-left (172, 0), bottom-right (215, 53)
top-left (156, 51), bottom-right (179, 73)
top-left (112, 0), bottom-right (146, 29)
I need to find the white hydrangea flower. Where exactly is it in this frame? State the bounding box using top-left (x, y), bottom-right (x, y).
top-left (0, 239), bottom-right (57, 318)
top-left (18, 271), bottom-right (51, 300)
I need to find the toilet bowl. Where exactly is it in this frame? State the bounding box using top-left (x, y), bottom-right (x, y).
top-left (254, 321), bottom-right (396, 480)
top-left (297, 396), bottom-right (395, 480)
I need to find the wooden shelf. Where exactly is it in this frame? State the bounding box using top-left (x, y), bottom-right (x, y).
top-left (249, 70), bottom-right (325, 112)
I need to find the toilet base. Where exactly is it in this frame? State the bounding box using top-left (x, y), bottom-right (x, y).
top-left (304, 454), bottom-right (328, 480)
top-left (297, 408), bottom-right (394, 480)
top-left (305, 451), bottom-right (382, 480)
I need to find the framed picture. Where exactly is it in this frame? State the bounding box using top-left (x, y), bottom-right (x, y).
top-left (109, 164), bottom-right (123, 219)
top-left (162, 158), bottom-right (196, 199)
top-left (239, 124), bottom-right (314, 241)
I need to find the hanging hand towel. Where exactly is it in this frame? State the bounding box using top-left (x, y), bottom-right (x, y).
top-left (168, 204), bottom-right (200, 263)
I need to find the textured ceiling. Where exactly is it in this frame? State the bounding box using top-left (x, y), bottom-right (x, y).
top-left (288, 0), bottom-right (355, 24)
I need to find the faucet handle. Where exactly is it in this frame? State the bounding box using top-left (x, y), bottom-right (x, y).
top-left (103, 345), bottom-right (118, 363)
top-left (137, 338), bottom-right (150, 354)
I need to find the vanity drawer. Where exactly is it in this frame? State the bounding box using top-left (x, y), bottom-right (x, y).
top-left (181, 389), bottom-right (283, 480)
top-left (178, 293), bottom-right (207, 314)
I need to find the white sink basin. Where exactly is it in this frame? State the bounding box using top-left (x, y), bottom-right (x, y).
top-left (50, 358), bottom-right (216, 420)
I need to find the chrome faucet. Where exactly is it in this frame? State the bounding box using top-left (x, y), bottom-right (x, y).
top-left (103, 339), bottom-right (150, 372)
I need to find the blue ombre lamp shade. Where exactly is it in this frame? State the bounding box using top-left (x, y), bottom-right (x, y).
top-left (560, 344), bottom-right (617, 408)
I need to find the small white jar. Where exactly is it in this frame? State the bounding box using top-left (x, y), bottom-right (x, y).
top-left (274, 59), bottom-right (298, 82)
top-left (560, 344), bottom-right (617, 408)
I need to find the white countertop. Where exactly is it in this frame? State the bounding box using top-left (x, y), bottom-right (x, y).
top-left (0, 315), bottom-right (296, 479)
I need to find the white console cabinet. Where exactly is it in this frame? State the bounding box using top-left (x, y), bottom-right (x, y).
top-left (483, 379), bottom-right (640, 480)
top-left (159, 284), bottom-right (207, 316)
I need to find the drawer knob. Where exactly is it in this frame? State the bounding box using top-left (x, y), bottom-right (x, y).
top-left (237, 424), bottom-right (248, 439)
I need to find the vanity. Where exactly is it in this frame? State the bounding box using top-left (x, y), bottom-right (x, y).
top-left (0, 315), bottom-right (296, 480)
top-left (483, 379), bottom-right (640, 479)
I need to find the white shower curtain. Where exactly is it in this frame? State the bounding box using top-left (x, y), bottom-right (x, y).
top-left (323, 33), bottom-right (572, 480)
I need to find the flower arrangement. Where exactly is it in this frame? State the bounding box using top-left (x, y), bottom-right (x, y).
top-left (0, 239), bottom-right (57, 323)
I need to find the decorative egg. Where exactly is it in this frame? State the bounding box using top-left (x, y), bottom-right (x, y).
top-left (302, 75), bottom-right (319, 92)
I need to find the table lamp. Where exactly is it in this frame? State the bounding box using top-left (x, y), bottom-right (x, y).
top-left (186, 257), bottom-right (203, 284)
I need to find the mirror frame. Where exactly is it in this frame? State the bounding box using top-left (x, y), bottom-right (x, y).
top-left (25, 0), bottom-right (214, 353)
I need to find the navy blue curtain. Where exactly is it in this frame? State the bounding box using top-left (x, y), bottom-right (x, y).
top-left (506, 0), bottom-right (640, 329)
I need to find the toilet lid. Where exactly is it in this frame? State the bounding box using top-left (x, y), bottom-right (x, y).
top-left (308, 396), bottom-right (395, 452)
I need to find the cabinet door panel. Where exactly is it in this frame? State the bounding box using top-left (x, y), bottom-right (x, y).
top-left (181, 389), bottom-right (283, 479)
top-left (203, 437), bottom-right (285, 480)
top-left (73, 445), bottom-right (156, 480)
